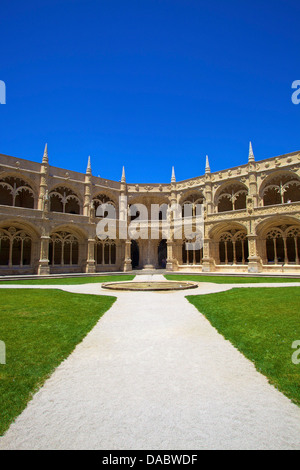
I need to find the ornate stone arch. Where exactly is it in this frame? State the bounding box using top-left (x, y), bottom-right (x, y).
top-left (286, 226), bottom-right (300, 238)
top-left (92, 192), bottom-right (118, 217)
top-left (208, 221), bottom-right (248, 239)
top-left (259, 170), bottom-right (300, 206)
top-left (48, 224), bottom-right (88, 268)
top-left (255, 215), bottom-right (300, 238)
top-left (48, 181), bottom-right (83, 199)
top-left (0, 220), bottom-right (40, 268)
top-left (0, 175), bottom-right (36, 209)
top-left (180, 190), bottom-right (205, 218)
top-left (214, 181), bottom-right (248, 212)
top-left (0, 170), bottom-right (39, 194)
top-left (209, 222), bottom-right (249, 266)
top-left (92, 188), bottom-right (118, 204)
top-left (49, 185), bottom-right (82, 214)
top-left (256, 216), bottom-right (300, 265)
top-left (49, 231), bottom-right (79, 266)
top-left (181, 237), bottom-right (203, 265)
top-left (179, 189), bottom-right (205, 205)
top-left (0, 219), bottom-right (41, 239)
top-left (50, 223), bottom-right (88, 241)
top-left (95, 237), bottom-right (117, 266)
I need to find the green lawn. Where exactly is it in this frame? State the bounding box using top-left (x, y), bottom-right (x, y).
top-left (0, 289), bottom-right (116, 436)
top-left (187, 287), bottom-right (300, 406)
top-left (165, 274), bottom-right (300, 284)
top-left (0, 275), bottom-right (135, 285)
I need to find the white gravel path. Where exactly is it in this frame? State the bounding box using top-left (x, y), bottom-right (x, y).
top-left (0, 275), bottom-right (299, 450)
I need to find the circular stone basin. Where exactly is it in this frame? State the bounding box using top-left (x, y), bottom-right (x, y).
top-left (101, 281), bottom-right (199, 292)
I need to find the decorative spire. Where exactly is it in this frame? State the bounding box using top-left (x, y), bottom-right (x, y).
top-left (86, 156), bottom-right (92, 175)
top-left (248, 141), bottom-right (255, 162)
top-left (205, 155), bottom-right (211, 174)
top-left (171, 166), bottom-right (176, 183)
top-left (121, 166), bottom-right (126, 183)
top-left (42, 143), bottom-right (48, 164)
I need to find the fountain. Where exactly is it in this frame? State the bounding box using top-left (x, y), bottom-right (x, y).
top-left (101, 280), bottom-right (199, 292)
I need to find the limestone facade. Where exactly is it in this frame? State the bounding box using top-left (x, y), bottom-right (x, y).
top-left (0, 144), bottom-right (299, 275)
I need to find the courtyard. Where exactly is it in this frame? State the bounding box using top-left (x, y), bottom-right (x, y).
top-left (0, 274), bottom-right (299, 450)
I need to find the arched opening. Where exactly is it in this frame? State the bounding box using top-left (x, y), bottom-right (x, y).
top-left (218, 230), bottom-right (248, 265)
top-left (285, 182), bottom-right (300, 203)
top-left (49, 231), bottom-right (79, 266)
top-left (49, 187), bottom-right (80, 214)
top-left (265, 226), bottom-right (300, 264)
top-left (286, 228), bottom-right (300, 263)
top-left (93, 194), bottom-right (116, 218)
top-left (182, 239), bottom-right (203, 265)
top-left (181, 193), bottom-right (205, 218)
top-left (217, 184), bottom-right (248, 213)
top-left (0, 185), bottom-right (13, 206)
top-left (65, 196), bottom-right (80, 215)
top-left (131, 240), bottom-right (139, 269)
top-left (262, 173), bottom-right (300, 206)
top-left (0, 226), bottom-right (32, 267)
top-left (158, 239), bottom-right (167, 268)
top-left (0, 238), bottom-right (10, 265)
top-left (95, 239), bottom-right (117, 266)
top-left (263, 187), bottom-right (281, 206)
top-left (266, 230), bottom-right (285, 263)
top-left (0, 177), bottom-right (35, 209)
top-left (218, 195), bottom-right (233, 213)
top-left (49, 194), bottom-right (63, 212)
top-left (235, 191), bottom-right (247, 210)
top-left (15, 188), bottom-right (34, 208)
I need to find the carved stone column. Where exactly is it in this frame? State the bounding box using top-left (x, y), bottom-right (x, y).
top-left (201, 221), bottom-right (214, 272)
top-left (247, 235), bottom-right (262, 273)
top-left (166, 240), bottom-right (175, 271)
top-left (86, 238), bottom-right (96, 273)
top-left (123, 239), bottom-right (132, 272)
top-left (38, 235), bottom-right (50, 275)
top-left (202, 237), bottom-right (214, 272)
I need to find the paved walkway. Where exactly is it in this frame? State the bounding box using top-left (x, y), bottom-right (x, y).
top-left (0, 275), bottom-right (299, 450)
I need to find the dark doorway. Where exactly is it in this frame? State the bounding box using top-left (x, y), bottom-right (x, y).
top-left (131, 240), bottom-right (139, 269)
top-left (158, 239), bottom-right (167, 268)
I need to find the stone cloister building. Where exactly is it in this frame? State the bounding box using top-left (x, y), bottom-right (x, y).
top-left (0, 143), bottom-right (299, 276)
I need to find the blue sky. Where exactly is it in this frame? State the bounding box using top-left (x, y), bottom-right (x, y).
top-left (0, 0), bottom-right (300, 183)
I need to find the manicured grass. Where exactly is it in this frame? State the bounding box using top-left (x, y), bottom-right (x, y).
top-left (165, 274), bottom-right (300, 284)
top-left (187, 287), bottom-right (300, 406)
top-left (0, 289), bottom-right (116, 436)
top-left (0, 275), bottom-right (135, 285)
